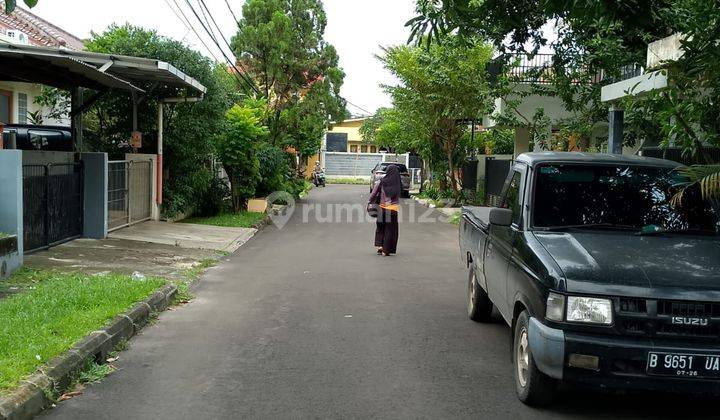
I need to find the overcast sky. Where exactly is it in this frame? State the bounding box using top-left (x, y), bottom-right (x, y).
top-left (29, 0), bottom-right (417, 116)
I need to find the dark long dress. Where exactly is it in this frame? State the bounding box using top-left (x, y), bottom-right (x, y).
top-left (369, 180), bottom-right (399, 254)
top-left (374, 207), bottom-right (399, 254)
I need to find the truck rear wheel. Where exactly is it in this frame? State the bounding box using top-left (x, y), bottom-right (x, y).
top-left (513, 311), bottom-right (556, 406)
top-left (467, 268), bottom-right (493, 322)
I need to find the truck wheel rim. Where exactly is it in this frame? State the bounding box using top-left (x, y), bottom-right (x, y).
top-left (517, 328), bottom-right (530, 387)
top-left (467, 273), bottom-right (476, 314)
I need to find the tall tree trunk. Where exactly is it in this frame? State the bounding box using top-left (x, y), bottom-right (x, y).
top-left (447, 151), bottom-right (459, 194)
top-left (226, 168), bottom-right (245, 213)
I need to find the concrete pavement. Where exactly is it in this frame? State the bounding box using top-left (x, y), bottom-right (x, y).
top-left (24, 237), bottom-right (219, 281)
top-left (109, 221), bottom-right (257, 253)
top-left (43, 186), bottom-right (717, 419)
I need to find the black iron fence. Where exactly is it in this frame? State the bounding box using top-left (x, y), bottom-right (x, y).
top-left (484, 157), bottom-right (513, 206)
top-left (490, 53), bottom-right (603, 85)
top-left (22, 163), bottom-right (84, 253)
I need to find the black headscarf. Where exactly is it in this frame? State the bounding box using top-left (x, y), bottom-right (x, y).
top-left (381, 164), bottom-right (402, 200)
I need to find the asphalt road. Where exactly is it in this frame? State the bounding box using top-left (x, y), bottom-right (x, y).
top-left (44, 185), bottom-right (718, 419)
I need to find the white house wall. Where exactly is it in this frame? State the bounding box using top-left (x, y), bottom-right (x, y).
top-left (484, 87), bottom-right (576, 129)
top-left (0, 81), bottom-right (70, 126)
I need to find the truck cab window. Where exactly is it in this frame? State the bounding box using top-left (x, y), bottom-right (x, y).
top-left (502, 171), bottom-right (522, 225)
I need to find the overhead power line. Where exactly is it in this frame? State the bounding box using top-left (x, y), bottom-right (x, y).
top-left (183, 0), bottom-right (260, 95)
top-left (224, 0), bottom-right (240, 26)
top-left (165, 0), bottom-right (227, 69)
top-left (346, 100), bottom-right (373, 116)
top-left (163, 0), bottom-right (218, 60)
top-left (195, 0), bottom-right (260, 95)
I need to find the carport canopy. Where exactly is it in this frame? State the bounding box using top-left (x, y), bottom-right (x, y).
top-left (0, 41), bottom-right (207, 207)
top-left (0, 42), bottom-right (206, 96)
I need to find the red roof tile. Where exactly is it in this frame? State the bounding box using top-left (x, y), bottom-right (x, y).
top-left (0, 2), bottom-right (84, 50)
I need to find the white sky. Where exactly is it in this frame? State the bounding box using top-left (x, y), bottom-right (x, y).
top-left (28, 0), bottom-right (417, 115)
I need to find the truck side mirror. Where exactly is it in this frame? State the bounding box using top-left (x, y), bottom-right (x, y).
top-left (489, 208), bottom-right (513, 226)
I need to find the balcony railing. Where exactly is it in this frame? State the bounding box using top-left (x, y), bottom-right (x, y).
top-left (601, 63), bottom-right (645, 84)
top-left (488, 53), bottom-right (606, 85)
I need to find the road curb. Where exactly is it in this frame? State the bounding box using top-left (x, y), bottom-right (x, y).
top-left (0, 284), bottom-right (178, 420)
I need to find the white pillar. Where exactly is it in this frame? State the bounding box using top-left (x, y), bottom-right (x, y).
top-left (514, 127), bottom-right (530, 158)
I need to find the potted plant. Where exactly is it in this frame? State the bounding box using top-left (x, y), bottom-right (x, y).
top-left (0, 232), bottom-right (19, 279)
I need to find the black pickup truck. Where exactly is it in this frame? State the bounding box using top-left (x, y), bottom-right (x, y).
top-left (460, 152), bottom-right (720, 405)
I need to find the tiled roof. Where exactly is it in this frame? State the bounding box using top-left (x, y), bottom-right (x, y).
top-left (0, 2), bottom-right (84, 50)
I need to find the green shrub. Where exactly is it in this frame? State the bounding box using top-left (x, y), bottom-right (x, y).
top-left (256, 143), bottom-right (290, 197)
top-left (197, 176), bottom-right (230, 216)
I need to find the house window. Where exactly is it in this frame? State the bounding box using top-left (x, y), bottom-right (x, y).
top-left (350, 144), bottom-right (358, 153)
top-left (370, 146), bottom-right (377, 153)
top-left (18, 93), bottom-right (28, 124)
top-left (0, 90), bottom-right (11, 124)
top-left (361, 145), bottom-right (368, 153)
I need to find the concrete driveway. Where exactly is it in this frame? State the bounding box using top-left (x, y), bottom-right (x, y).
top-left (24, 237), bottom-right (220, 281)
top-left (109, 221), bottom-right (257, 253)
top-left (42, 185), bottom-right (717, 419)
top-left (24, 221), bottom-right (254, 280)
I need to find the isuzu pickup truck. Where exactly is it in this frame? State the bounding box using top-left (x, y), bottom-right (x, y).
top-left (460, 152), bottom-right (720, 405)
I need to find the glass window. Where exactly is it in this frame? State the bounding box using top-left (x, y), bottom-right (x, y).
top-left (533, 164), bottom-right (719, 234)
top-left (0, 91), bottom-right (10, 124)
top-left (502, 171), bottom-right (523, 225)
top-left (361, 145), bottom-right (368, 153)
top-left (18, 93), bottom-right (27, 124)
top-left (370, 146), bottom-right (377, 153)
top-left (350, 145), bottom-right (358, 153)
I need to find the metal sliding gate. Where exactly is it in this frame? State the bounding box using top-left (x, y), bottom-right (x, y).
top-left (22, 163), bottom-right (84, 253)
top-left (108, 160), bottom-right (153, 232)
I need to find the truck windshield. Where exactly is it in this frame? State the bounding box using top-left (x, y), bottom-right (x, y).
top-left (533, 164), bottom-right (720, 234)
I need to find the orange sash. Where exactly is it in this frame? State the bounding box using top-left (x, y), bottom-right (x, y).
top-left (380, 203), bottom-right (399, 212)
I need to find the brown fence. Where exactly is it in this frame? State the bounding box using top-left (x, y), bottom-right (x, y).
top-left (107, 160), bottom-right (153, 231)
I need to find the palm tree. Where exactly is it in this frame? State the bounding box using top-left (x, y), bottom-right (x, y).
top-left (671, 165), bottom-right (720, 206)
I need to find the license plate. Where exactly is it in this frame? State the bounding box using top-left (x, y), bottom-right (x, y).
top-left (647, 352), bottom-right (720, 378)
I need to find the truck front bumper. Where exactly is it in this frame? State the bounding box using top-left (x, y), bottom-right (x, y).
top-left (528, 318), bottom-right (720, 394)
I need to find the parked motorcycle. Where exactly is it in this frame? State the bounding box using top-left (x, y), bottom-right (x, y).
top-left (313, 170), bottom-right (326, 187)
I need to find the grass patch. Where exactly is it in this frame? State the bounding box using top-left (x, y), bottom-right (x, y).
top-left (327, 178), bottom-right (370, 185)
top-left (0, 232), bottom-right (9, 239)
top-left (448, 211), bottom-right (461, 225)
top-left (181, 212), bottom-right (266, 228)
top-left (172, 258), bottom-right (219, 305)
top-left (0, 269), bottom-right (165, 392)
top-left (75, 360), bottom-right (116, 385)
top-left (181, 258), bottom-right (218, 281)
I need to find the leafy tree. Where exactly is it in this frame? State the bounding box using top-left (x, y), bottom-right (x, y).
top-left (256, 142), bottom-right (290, 197)
top-left (3, 0), bottom-right (37, 13)
top-left (410, 0), bottom-right (720, 201)
top-left (84, 24), bottom-right (237, 217)
top-left (375, 36), bottom-right (495, 193)
top-left (231, 0), bottom-right (348, 169)
top-left (33, 87), bottom-right (70, 123)
top-left (216, 102), bottom-right (268, 211)
top-left (478, 128), bottom-right (514, 155)
top-left (407, 0), bottom-right (672, 153)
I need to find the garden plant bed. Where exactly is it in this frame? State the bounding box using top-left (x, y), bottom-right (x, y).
top-left (0, 269), bottom-right (176, 420)
top-left (181, 211), bottom-right (268, 229)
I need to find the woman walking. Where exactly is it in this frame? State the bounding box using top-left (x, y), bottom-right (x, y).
top-left (368, 164), bottom-right (401, 256)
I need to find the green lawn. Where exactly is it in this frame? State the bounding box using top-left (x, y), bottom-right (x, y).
top-left (181, 211), bottom-right (267, 228)
top-left (448, 211), bottom-right (461, 225)
top-left (327, 178), bottom-right (370, 185)
top-left (0, 269), bottom-right (165, 392)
